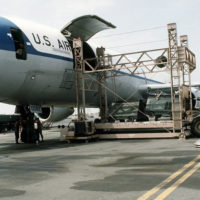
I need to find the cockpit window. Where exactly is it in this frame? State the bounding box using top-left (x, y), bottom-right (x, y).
top-left (10, 28), bottom-right (27, 60)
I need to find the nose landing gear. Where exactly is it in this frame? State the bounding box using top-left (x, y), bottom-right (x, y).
top-left (16, 105), bottom-right (35, 143)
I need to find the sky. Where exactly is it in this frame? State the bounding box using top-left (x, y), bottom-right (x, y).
top-left (0, 0), bottom-right (199, 114)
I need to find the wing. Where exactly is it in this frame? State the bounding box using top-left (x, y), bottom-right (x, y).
top-left (147, 83), bottom-right (173, 97)
top-left (147, 82), bottom-right (200, 96)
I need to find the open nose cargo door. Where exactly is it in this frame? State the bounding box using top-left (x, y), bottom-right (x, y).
top-left (61, 15), bottom-right (116, 41)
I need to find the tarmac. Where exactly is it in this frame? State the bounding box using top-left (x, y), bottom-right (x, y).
top-left (0, 129), bottom-right (200, 200)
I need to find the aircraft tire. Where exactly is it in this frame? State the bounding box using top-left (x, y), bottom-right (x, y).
top-left (191, 116), bottom-right (200, 137)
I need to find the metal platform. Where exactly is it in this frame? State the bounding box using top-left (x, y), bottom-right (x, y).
top-left (95, 121), bottom-right (173, 129)
top-left (99, 133), bottom-right (180, 139)
top-left (95, 121), bottom-right (184, 139)
top-left (70, 22), bottom-right (196, 140)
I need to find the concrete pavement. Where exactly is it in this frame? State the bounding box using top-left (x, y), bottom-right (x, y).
top-left (0, 130), bottom-right (200, 200)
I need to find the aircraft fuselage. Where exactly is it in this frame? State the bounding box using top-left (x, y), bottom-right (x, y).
top-left (0, 17), bottom-right (159, 107)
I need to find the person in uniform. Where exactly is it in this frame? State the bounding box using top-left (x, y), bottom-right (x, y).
top-left (35, 118), bottom-right (44, 142)
top-left (25, 116), bottom-right (33, 143)
top-left (14, 120), bottom-right (20, 144)
top-left (14, 120), bottom-right (23, 144)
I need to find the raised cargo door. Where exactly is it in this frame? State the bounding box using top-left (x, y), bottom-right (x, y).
top-left (61, 15), bottom-right (116, 41)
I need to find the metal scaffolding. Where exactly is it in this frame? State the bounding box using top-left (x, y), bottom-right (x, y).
top-left (167, 23), bottom-right (182, 132)
top-left (73, 38), bottom-right (86, 121)
top-left (73, 23), bottom-right (196, 137)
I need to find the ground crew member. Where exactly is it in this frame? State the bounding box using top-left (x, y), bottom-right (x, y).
top-left (14, 120), bottom-right (20, 144)
top-left (26, 116), bottom-right (33, 143)
top-left (21, 119), bottom-right (27, 143)
top-left (14, 120), bottom-right (23, 144)
top-left (34, 119), bottom-right (39, 144)
top-left (35, 118), bottom-right (44, 142)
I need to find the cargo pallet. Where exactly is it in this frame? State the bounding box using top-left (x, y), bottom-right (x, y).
top-left (95, 121), bottom-right (187, 139)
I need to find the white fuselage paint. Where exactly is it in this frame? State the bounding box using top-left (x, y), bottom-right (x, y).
top-left (0, 17), bottom-right (158, 107)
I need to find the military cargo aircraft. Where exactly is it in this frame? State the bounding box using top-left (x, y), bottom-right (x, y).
top-left (0, 15), bottom-right (200, 137)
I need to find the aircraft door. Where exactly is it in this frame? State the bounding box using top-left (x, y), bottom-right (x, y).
top-left (10, 28), bottom-right (27, 60)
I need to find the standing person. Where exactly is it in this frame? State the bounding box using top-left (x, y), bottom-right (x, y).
top-left (18, 120), bottom-right (23, 142)
top-left (36, 118), bottom-right (43, 142)
top-left (15, 120), bottom-right (23, 144)
top-left (21, 119), bottom-right (26, 143)
top-left (26, 116), bottom-right (33, 143)
top-left (34, 119), bottom-right (39, 144)
top-left (14, 120), bottom-right (20, 144)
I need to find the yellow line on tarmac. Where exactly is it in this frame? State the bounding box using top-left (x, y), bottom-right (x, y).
top-left (137, 155), bottom-right (200, 200)
top-left (154, 162), bottom-right (200, 200)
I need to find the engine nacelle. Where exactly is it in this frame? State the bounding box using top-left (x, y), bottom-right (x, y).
top-left (155, 56), bottom-right (167, 68)
top-left (37, 106), bottom-right (74, 122)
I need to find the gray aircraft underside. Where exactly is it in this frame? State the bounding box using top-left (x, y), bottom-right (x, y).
top-left (0, 50), bottom-right (149, 107)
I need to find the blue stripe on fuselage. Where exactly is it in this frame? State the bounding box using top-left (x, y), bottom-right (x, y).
top-left (25, 45), bottom-right (74, 62)
top-left (113, 70), bottom-right (162, 84)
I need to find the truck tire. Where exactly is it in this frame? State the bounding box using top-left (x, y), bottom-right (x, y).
top-left (191, 116), bottom-right (200, 137)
